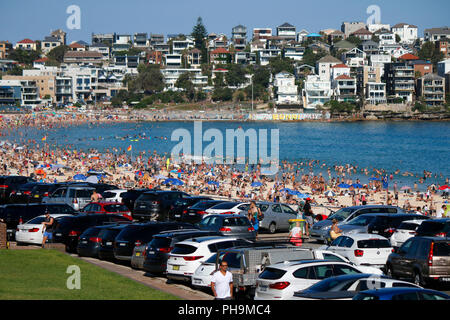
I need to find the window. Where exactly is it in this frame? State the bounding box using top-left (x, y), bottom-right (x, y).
top-left (333, 264), bottom-right (360, 276)
top-left (357, 239), bottom-right (391, 248)
top-left (259, 267), bottom-right (287, 280)
top-left (392, 282), bottom-right (417, 288)
top-left (258, 204), bottom-right (269, 212)
top-left (407, 239), bottom-right (421, 256)
top-left (323, 253), bottom-right (346, 262)
top-left (357, 280), bottom-right (386, 291)
top-left (292, 266), bottom-right (310, 279)
top-left (281, 204), bottom-right (296, 214)
top-left (52, 188), bottom-right (66, 197)
top-left (311, 265), bottom-right (334, 280)
top-left (272, 204), bottom-right (282, 213)
top-left (419, 292), bottom-right (448, 300)
top-left (330, 236), bottom-right (344, 247)
top-left (434, 242), bottom-right (450, 257)
top-left (392, 292), bottom-right (420, 300)
top-left (341, 237), bottom-right (355, 248)
top-left (171, 244), bottom-right (197, 255)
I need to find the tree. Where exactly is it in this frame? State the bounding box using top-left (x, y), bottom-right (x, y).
top-left (225, 64), bottom-right (246, 87)
top-left (8, 49), bottom-right (40, 65)
top-left (252, 66), bottom-right (271, 88)
top-left (268, 56), bottom-right (295, 75)
top-left (347, 36), bottom-right (362, 47)
top-left (132, 64), bottom-right (164, 93)
top-left (191, 17), bottom-right (208, 64)
top-left (47, 45), bottom-right (70, 63)
top-left (175, 72), bottom-right (195, 101)
top-left (302, 47), bottom-right (327, 66)
top-left (418, 41), bottom-right (444, 69)
top-left (213, 72), bottom-right (225, 88)
top-left (395, 34), bottom-right (401, 43)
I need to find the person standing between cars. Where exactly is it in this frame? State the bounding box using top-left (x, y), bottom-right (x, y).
top-left (91, 190), bottom-right (100, 202)
top-left (211, 261), bottom-right (233, 300)
top-left (329, 219), bottom-right (342, 241)
top-left (41, 209), bottom-right (54, 248)
top-left (248, 201), bottom-right (263, 239)
top-left (303, 198), bottom-right (313, 237)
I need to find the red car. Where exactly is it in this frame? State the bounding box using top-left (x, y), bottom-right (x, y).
top-left (80, 202), bottom-right (133, 221)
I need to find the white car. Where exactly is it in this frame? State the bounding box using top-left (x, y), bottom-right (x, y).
top-left (323, 233), bottom-right (393, 269)
top-left (103, 189), bottom-right (127, 202)
top-left (192, 249), bottom-right (383, 289)
top-left (390, 219), bottom-right (426, 248)
top-left (15, 214), bottom-right (72, 245)
top-left (205, 202), bottom-right (249, 216)
top-left (291, 273), bottom-right (421, 300)
top-left (166, 236), bottom-right (250, 282)
top-left (254, 260), bottom-right (363, 300)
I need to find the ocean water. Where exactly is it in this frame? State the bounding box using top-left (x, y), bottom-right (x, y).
top-left (6, 120), bottom-right (450, 188)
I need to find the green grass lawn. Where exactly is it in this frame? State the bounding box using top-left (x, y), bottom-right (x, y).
top-left (0, 250), bottom-right (179, 300)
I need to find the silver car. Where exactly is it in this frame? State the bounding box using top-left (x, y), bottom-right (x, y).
top-left (42, 186), bottom-right (95, 211)
top-left (256, 202), bottom-right (298, 234)
top-left (310, 205), bottom-right (405, 242)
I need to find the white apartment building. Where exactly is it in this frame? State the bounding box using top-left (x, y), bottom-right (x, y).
top-left (274, 71), bottom-right (300, 105)
top-left (391, 23), bottom-right (418, 44)
top-left (161, 68), bottom-right (207, 89)
top-left (303, 74), bottom-right (333, 109)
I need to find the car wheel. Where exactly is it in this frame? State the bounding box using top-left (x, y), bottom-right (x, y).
top-left (413, 270), bottom-right (424, 287)
top-left (268, 222), bottom-right (276, 234)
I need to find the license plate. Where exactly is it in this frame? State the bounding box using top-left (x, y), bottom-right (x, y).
top-left (259, 286), bottom-right (268, 292)
top-left (189, 213), bottom-right (196, 216)
top-left (34, 195), bottom-right (39, 198)
top-left (175, 215), bottom-right (180, 218)
top-left (440, 278), bottom-right (450, 282)
top-left (135, 252), bottom-right (141, 256)
top-left (193, 279), bottom-right (202, 284)
top-left (149, 251), bottom-right (155, 255)
top-left (106, 242), bottom-right (112, 246)
top-left (173, 265), bottom-right (180, 271)
top-left (119, 243), bottom-right (127, 246)
top-left (372, 231), bottom-right (379, 234)
top-left (55, 233), bottom-right (62, 236)
top-left (16, 192), bottom-right (22, 195)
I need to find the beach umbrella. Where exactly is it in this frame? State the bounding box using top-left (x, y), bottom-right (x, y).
top-left (251, 182), bottom-right (263, 187)
top-left (135, 171), bottom-right (144, 177)
top-left (163, 178), bottom-right (184, 186)
top-left (338, 183), bottom-right (351, 188)
top-left (401, 186), bottom-right (412, 190)
top-left (73, 174), bottom-right (87, 181)
top-left (297, 193), bottom-right (310, 199)
top-left (439, 185), bottom-right (449, 190)
top-left (280, 188), bottom-right (292, 193)
top-left (153, 174), bottom-right (167, 180)
top-left (205, 172), bottom-right (215, 176)
top-left (324, 190), bottom-right (336, 197)
top-left (86, 175), bottom-right (99, 184)
top-left (369, 177), bottom-right (380, 181)
top-left (352, 183), bottom-right (363, 189)
top-left (208, 181), bottom-right (220, 187)
top-left (35, 169), bottom-right (45, 175)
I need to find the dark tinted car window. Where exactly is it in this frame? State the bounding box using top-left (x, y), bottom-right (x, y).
top-left (392, 292), bottom-right (420, 300)
top-left (341, 237), bottom-right (355, 248)
top-left (398, 222), bottom-right (420, 231)
top-left (210, 202), bottom-right (238, 210)
top-left (80, 227), bottom-right (102, 237)
top-left (221, 252), bottom-right (242, 268)
top-left (150, 237), bottom-right (172, 248)
top-left (434, 242), bottom-right (450, 256)
top-left (171, 244), bottom-right (197, 255)
top-left (139, 193), bottom-right (158, 201)
top-left (292, 266), bottom-right (309, 279)
top-left (259, 267), bottom-right (287, 280)
top-left (417, 221), bottom-right (445, 234)
top-left (104, 204), bottom-right (129, 212)
top-left (357, 239), bottom-right (391, 248)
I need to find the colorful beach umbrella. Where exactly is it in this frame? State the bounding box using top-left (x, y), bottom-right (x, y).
top-left (163, 178), bottom-right (184, 186)
top-left (338, 183), bottom-right (351, 188)
top-left (297, 193), bottom-right (310, 199)
top-left (251, 182), bottom-right (263, 187)
top-left (73, 174), bottom-right (87, 181)
top-left (208, 181), bottom-right (220, 187)
top-left (439, 185), bottom-right (449, 190)
top-left (352, 183), bottom-right (363, 189)
top-left (324, 190), bottom-right (336, 197)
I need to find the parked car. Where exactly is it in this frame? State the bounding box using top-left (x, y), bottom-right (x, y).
top-left (53, 214), bottom-right (131, 252)
top-left (0, 175), bottom-right (34, 204)
top-left (102, 189), bottom-right (128, 203)
top-left (15, 214), bottom-right (72, 245)
top-left (79, 201), bottom-right (132, 221)
top-left (338, 213), bottom-right (428, 238)
top-left (0, 203), bottom-right (76, 241)
top-left (120, 188), bottom-right (151, 212)
top-left (292, 273), bottom-right (420, 300)
top-left (415, 218), bottom-right (450, 237)
top-left (133, 190), bottom-right (191, 221)
top-left (98, 224), bottom-right (130, 261)
top-left (353, 287), bottom-right (450, 300)
top-left (385, 236), bottom-right (450, 286)
top-left (196, 214), bottom-right (257, 240)
top-left (390, 219), bottom-right (428, 248)
top-left (254, 202), bottom-right (298, 234)
top-left (180, 200), bottom-right (227, 224)
top-left (142, 229), bottom-right (221, 274)
top-left (168, 196), bottom-right (213, 221)
top-left (323, 233), bottom-right (393, 269)
top-left (166, 236), bottom-right (252, 282)
top-left (254, 260), bottom-right (363, 300)
top-left (42, 185), bottom-right (95, 211)
top-left (205, 201), bottom-right (249, 216)
top-left (9, 182), bottom-right (52, 204)
top-left (77, 225), bottom-right (115, 258)
top-left (113, 221), bottom-right (193, 262)
top-left (310, 205), bottom-right (405, 242)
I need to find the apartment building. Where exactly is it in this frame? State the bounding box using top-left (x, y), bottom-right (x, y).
top-left (416, 73), bottom-right (445, 106)
top-left (274, 71), bottom-right (300, 105)
top-left (232, 25), bottom-right (247, 51)
top-left (384, 62), bottom-right (415, 102)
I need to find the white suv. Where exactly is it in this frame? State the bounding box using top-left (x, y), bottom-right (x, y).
top-left (255, 260), bottom-right (362, 300)
top-left (390, 219), bottom-right (427, 248)
top-left (166, 236), bottom-right (251, 282)
top-left (323, 233), bottom-right (393, 269)
top-left (205, 202), bottom-right (249, 216)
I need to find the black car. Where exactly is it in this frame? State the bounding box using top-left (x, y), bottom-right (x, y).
top-left (121, 189), bottom-right (152, 212)
top-left (9, 182), bottom-right (53, 204)
top-left (168, 196), bottom-right (213, 221)
top-left (77, 225), bottom-right (116, 258)
top-left (415, 218), bottom-right (450, 237)
top-left (113, 221), bottom-right (194, 262)
top-left (0, 175), bottom-right (35, 204)
top-left (181, 200), bottom-right (227, 224)
top-left (98, 224), bottom-right (130, 261)
top-left (0, 203), bottom-right (76, 241)
top-left (53, 214), bottom-right (132, 253)
top-left (366, 213), bottom-right (430, 238)
top-left (133, 191), bottom-right (191, 221)
top-left (142, 229), bottom-right (221, 274)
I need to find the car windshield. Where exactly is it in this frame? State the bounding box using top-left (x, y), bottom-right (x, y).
top-left (103, 204), bottom-right (129, 212)
top-left (328, 208), bottom-right (356, 222)
top-left (150, 237), bottom-right (172, 248)
top-left (26, 216), bottom-right (46, 224)
top-left (259, 267), bottom-right (287, 280)
top-left (434, 242), bottom-right (450, 256)
top-left (171, 244), bottom-right (197, 255)
top-left (397, 222), bottom-right (420, 231)
top-left (347, 215), bottom-right (376, 226)
top-left (357, 239), bottom-right (392, 248)
top-left (417, 221), bottom-right (446, 233)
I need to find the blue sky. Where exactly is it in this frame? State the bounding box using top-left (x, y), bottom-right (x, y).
top-left (1, 0), bottom-right (449, 44)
